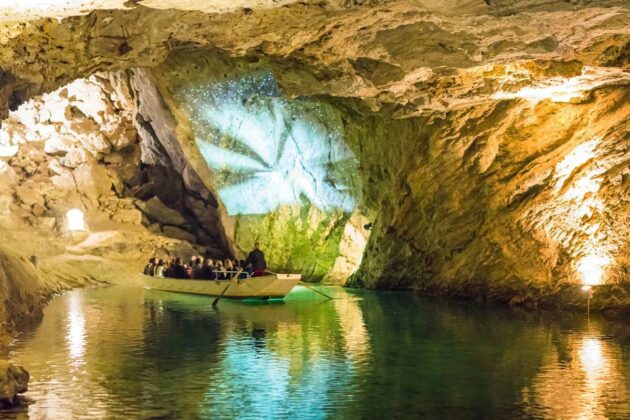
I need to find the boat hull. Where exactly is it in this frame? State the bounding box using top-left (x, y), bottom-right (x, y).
top-left (142, 274), bottom-right (301, 299)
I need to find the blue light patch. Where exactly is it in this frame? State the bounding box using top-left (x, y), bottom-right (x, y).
top-left (179, 73), bottom-right (357, 216)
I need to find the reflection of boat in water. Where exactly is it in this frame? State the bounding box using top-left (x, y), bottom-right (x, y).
top-left (142, 288), bottom-right (300, 326)
top-left (142, 273), bottom-right (301, 299)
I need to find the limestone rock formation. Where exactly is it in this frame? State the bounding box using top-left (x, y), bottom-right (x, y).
top-left (0, 0), bottom-right (628, 321)
top-left (135, 196), bottom-right (186, 227)
top-left (0, 361), bottom-right (28, 407)
top-left (1, 1), bottom-right (629, 119)
top-left (345, 87), bottom-right (630, 312)
top-left (0, 67), bottom-right (234, 356)
top-left (162, 225), bottom-right (196, 243)
top-left (0, 77), bottom-right (136, 160)
top-left (326, 211), bottom-right (372, 284)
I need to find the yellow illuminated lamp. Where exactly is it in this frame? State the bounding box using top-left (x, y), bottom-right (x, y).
top-left (577, 253), bottom-right (609, 287)
top-left (66, 208), bottom-right (87, 232)
top-left (577, 253), bottom-right (609, 318)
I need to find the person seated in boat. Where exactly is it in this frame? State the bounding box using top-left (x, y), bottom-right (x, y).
top-left (196, 259), bottom-right (215, 280)
top-left (224, 259), bottom-right (234, 278)
top-left (239, 259), bottom-right (251, 275)
top-left (143, 257), bottom-right (156, 276)
top-left (215, 260), bottom-right (226, 280)
top-left (155, 259), bottom-right (166, 277)
top-left (192, 257), bottom-right (204, 279)
top-left (230, 259), bottom-right (241, 276)
top-left (164, 259), bottom-right (175, 278)
top-left (185, 258), bottom-right (196, 278)
top-left (166, 257), bottom-right (188, 279)
top-left (244, 242), bottom-right (267, 277)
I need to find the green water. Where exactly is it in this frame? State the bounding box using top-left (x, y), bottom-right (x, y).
top-left (7, 285), bottom-right (630, 419)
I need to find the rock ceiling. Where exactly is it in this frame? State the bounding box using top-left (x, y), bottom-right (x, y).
top-left (0, 0), bottom-right (629, 119)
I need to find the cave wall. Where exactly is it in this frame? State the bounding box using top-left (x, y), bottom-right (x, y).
top-left (346, 87), bottom-right (630, 311)
top-left (142, 51), bottom-right (365, 280)
top-left (0, 0), bottom-right (628, 308)
top-left (0, 70), bottom-right (243, 343)
top-left (122, 69), bottom-right (233, 255)
top-left (109, 47), bottom-right (630, 310)
top-left (0, 70), bottom-right (226, 257)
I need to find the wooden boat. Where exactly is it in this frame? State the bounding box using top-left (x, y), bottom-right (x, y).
top-left (142, 272), bottom-right (301, 299)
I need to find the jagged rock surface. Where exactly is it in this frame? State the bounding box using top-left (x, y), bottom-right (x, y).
top-left (0, 1), bottom-right (629, 119)
top-left (0, 361), bottom-right (28, 406)
top-left (0, 0), bottom-right (628, 315)
top-left (0, 69), bottom-right (233, 353)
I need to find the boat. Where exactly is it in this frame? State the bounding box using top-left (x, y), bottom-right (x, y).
top-left (142, 272), bottom-right (301, 299)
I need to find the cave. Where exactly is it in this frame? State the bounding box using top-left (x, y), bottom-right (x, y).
top-left (0, 0), bottom-right (629, 417)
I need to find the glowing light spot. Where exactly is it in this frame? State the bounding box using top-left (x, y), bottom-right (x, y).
top-left (492, 66), bottom-right (630, 104)
top-left (0, 144), bottom-right (18, 157)
top-left (580, 338), bottom-right (603, 373)
top-left (542, 137), bottom-right (614, 286)
top-left (493, 78), bottom-right (588, 103)
top-left (66, 208), bottom-right (87, 231)
top-left (577, 253), bottom-right (610, 286)
top-left (554, 138), bottom-right (599, 190)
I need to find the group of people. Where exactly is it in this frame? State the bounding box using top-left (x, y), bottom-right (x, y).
top-left (143, 242), bottom-right (268, 280)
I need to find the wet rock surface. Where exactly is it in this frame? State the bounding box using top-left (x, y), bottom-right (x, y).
top-left (0, 361), bottom-right (28, 407)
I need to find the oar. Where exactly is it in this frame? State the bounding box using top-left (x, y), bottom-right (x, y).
top-left (266, 270), bottom-right (334, 300)
top-left (212, 269), bottom-right (243, 307)
top-left (299, 281), bottom-right (334, 300)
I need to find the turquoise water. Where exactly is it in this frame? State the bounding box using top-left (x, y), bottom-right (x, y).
top-left (7, 285), bottom-right (630, 419)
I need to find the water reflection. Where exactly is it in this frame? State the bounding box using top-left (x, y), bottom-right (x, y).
top-left (333, 297), bottom-right (371, 363)
top-left (66, 293), bottom-right (85, 366)
top-left (7, 286), bottom-right (630, 418)
top-left (522, 324), bottom-right (630, 419)
top-left (198, 288), bottom-right (371, 418)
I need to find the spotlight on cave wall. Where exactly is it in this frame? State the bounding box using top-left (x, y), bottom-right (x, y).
top-left (178, 72), bottom-right (357, 216)
top-left (66, 209), bottom-right (87, 232)
top-left (577, 253), bottom-right (610, 287)
top-left (491, 66), bottom-right (630, 104)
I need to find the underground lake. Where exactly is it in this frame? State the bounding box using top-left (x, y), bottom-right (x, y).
top-left (7, 284), bottom-right (630, 419)
top-left (1, 1), bottom-right (630, 417)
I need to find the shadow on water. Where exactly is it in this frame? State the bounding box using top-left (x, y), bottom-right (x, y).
top-left (6, 285), bottom-right (630, 419)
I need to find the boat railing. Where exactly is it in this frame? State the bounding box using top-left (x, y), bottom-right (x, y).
top-left (221, 270), bottom-right (251, 280)
top-left (144, 270), bottom-right (275, 281)
top-left (178, 270), bottom-right (251, 280)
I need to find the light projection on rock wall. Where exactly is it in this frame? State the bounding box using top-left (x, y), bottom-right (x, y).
top-left (529, 136), bottom-right (614, 286)
top-left (179, 73), bottom-right (357, 216)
